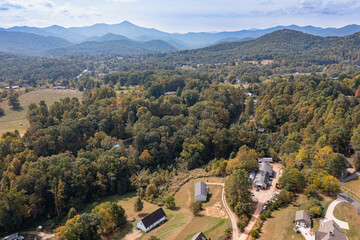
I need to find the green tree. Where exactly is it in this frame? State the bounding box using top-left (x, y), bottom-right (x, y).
top-left (181, 142), bottom-right (205, 169)
top-left (225, 169), bottom-right (252, 217)
top-left (351, 125), bottom-right (360, 150)
top-left (92, 202), bottom-right (126, 234)
top-left (50, 179), bottom-right (66, 216)
top-left (245, 97), bottom-right (254, 116)
top-left (8, 90), bottom-right (21, 109)
top-left (165, 195), bottom-right (176, 210)
top-left (56, 213), bottom-right (102, 240)
top-left (134, 196), bottom-right (144, 214)
top-left (325, 154), bottom-right (347, 178)
top-left (190, 202), bottom-right (202, 215)
top-left (0, 188), bottom-right (29, 232)
top-left (68, 207), bottom-right (77, 219)
top-left (279, 168), bottom-right (306, 192)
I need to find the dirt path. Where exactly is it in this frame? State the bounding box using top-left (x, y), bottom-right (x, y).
top-left (207, 182), bottom-right (240, 240)
top-left (124, 229), bottom-right (142, 240)
top-left (20, 231), bottom-right (55, 240)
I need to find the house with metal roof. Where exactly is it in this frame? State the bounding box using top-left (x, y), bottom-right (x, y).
top-left (315, 219), bottom-right (347, 240)
top-left (136, 208), bottom-right (167, 233)
top-left (253, 162), bottom-right (273, 189)
top-left (191, 232), bottom-right (208, 240)
top-left (195, 181), bottom-right (209, 202)
top-left (295, 210), bottom-right (311, 228)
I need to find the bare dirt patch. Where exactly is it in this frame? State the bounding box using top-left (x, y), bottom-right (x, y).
top-left (124, 229), bottom-right (142, 240)
top-left (201, 201), bottom-right (228, 219)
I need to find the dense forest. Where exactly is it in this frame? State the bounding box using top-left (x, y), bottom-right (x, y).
top-left (1, 29), bottom-right (360, 238)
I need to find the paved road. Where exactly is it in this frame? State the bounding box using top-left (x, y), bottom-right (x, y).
top-left (340, 172), bottom-right (360, 183)
top-left (324, 197), bottom-right (349, 230)
top-left (339, 193), bottom-right (360, 209)
top-left (207, 182), bottom-right (240, 240)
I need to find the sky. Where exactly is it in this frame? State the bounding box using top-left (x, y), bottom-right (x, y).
top-left (1, 0), bottom-right (360, 33)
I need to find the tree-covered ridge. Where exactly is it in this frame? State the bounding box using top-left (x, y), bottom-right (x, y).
top-left (1, 65), bottom-right (360, 237)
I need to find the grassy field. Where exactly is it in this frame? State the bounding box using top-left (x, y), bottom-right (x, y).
top-left (0, 89), bottom-right (82, 135)
top-left (78, 176), bottom-right (228, 240)
top-left (341, 176), bottom-right (360, 203)
top-left (333, 202), bottom-right (360, 240)
top-left (259, 194), bottom-right (333, 240)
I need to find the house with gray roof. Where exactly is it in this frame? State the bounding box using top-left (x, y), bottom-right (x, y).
top-left (195, 181), bottom-right (209, 202)
top-left (253, 162), bottom-right (273, 189)
top-left (295, 210), bottom-right (311, 228)
top-left (191, 232), bottom-right (207, 240)
top-left (258, 157), bottom-right (273, 163)
top-left (315, 219), bottom-right (347, 240)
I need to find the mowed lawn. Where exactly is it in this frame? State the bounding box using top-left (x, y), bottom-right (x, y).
top-left (341, 176), bottom-right (360, 203)
top-left (174, 176), bottom-right (229, 240)
top-left (0, 89), bottom-right (82, 135)
top-left (333, 202), bottom-right (360, 240)
top-left (259, 194), bottom-right (333, 240)
top-left (86, 176), bottom-right (229, 240)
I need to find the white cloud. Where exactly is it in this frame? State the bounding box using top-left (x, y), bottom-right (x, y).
top-left (0, 0), bottom-right (101, 27)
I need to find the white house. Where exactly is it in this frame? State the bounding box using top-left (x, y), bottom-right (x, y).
top-left (137, 208), bottom-right (166, 232)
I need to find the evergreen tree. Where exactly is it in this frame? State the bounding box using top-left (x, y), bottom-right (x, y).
top-left (134, 196), bottom-right (143, 214)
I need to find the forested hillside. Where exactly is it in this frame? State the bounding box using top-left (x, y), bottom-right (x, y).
top-left (1, 28), bottom-right (360, 239)
top-left (1, 66), bottom-right (360, 235)
top-left (147, 30), bottom-right (360, 67)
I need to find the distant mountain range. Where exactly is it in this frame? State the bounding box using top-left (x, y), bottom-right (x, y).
top-left (46, 39), bottom-right (177, 55)
top-left (2, 21), bottom-right (360, 56)
top-left (164, 29), bottom-right (360, 64)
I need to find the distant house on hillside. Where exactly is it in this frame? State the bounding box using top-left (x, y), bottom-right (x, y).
top-left (253, 162), bottom-right (273, 189)
top-left (164, 91), bottom-right (176, 96)
top-left (136, 208), bottom-right (166, 233)
top-left (315, 219), bottom-right (347, 240)
top-left (191, 232), bottom-right (208, 240)
top-left (195, 181), bottom-right (209, 202)
top-left (53, 86), bottom-right (66, 90)
top-left (295, 210), bottom-right (311, 228)
top-left (258, 157), bottom-right (273, 163)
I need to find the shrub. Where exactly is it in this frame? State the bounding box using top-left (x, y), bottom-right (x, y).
top-left (165, 194), bottom-right (176, 210)
top-left (269, 203), bottom-right (278, 211)
top-left (250, 229), bottom-right (260, 239)
top-left (190, 202), bottom-right (202, 215)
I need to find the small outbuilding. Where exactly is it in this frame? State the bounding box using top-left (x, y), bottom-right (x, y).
top-left (137, 208), bottom-right (167, 233)
top-left (191, 232), bottom-right (208, 240)
top-left (295, 210), bottom-right (311, 228)
top-left (195, 181), bottom-right (209, 202)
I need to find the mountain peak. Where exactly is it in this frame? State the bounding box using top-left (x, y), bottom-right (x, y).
top-left (120, 21), bottom-right (135, 26)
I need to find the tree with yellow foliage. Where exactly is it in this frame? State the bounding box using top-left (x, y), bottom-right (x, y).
top-left (313, 146), bottom-right (334, 168)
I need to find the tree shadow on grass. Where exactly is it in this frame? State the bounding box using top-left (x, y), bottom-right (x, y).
top-left (11, 107), bottom-right (24, 112)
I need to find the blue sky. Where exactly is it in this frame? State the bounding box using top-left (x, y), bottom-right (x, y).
top-left (1, 0), bottom-right (360, 32)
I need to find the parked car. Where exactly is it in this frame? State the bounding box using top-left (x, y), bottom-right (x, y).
top-left (130, 218), bottom-right (136, 222)
top-left (263, 205), bottom-right (267, 210)
top-left (256, 187), bottom-right (260, 192)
